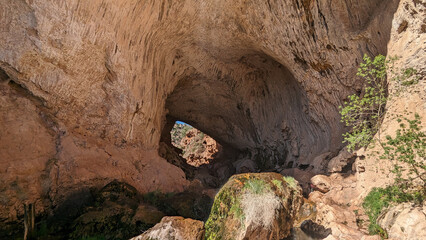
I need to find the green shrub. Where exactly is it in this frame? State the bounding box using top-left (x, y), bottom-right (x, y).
top-left (362, 184), bottom-right (423, 238)
top-left (361, 115), bottom-right (425, 238)
top-left (340, 54), bottom-right (424, 237)
top-left (362, 187), bottom-right (393, 237)
top-left (339, 54), bottom-right (388, 151)
top-left (381, 114), bottom-right (426, 202)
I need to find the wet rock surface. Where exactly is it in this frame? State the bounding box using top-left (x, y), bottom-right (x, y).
top-left (49, 181), bottom-right (166, 240)
top-left (1, 180), bottom-right (211, 240)
top-left (300, 220), bottom-right (332, 239)
top-left (141, 190), bottom-right (213, 222)
top-left (69, 181), bottom-right (148, 240)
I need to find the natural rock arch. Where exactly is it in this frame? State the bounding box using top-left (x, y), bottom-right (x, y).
top-left (163, 52), bottom-right (321, 171)
top-left (0, 0), bottom-right (401, 232)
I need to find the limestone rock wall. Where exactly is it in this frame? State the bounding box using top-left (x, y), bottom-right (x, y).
top-left (0, 0), bottom-right (402, 223)
top-left (354, 0), bottom-right (426, 200)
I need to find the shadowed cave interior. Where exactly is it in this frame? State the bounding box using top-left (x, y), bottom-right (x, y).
top-left (159, 52), bottom-right (343, 188)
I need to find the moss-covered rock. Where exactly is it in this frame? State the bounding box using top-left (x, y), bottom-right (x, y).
top-left (204, 173), bottom-right (304, 240)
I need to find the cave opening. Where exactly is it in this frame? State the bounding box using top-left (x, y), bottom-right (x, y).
top-left (170, 120), bottom-right (222, 167)
top-left (159, 52), bottom-right (341, 189)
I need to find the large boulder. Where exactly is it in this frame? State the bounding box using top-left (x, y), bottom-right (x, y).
top-left (310, 175), bottom-right (332, 193)
top-left (307, 174), bottom-right (373, 240)
top-left (327, 148), bottom-right (356, 173)
top-left (204, 173), bottom-right (303, 240)
top-left (378, 203), bottom-right (426, 240)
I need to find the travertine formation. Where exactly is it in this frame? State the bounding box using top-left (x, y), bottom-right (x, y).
top-left (2, 0), bottom-right (424, 238)
top-left (204, 173), bottom-right (303, 240)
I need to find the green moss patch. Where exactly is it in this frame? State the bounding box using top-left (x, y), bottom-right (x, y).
top-left (204, 173), bottom-right (303, 240)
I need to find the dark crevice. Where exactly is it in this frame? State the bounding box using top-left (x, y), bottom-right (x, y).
top-left (0, 68), bottom-right (9, 82)
top-left (301, 220), bottom-right (332, 239)
top-left (397, 20), bottom-right (409, 33)
top-left (298, 164), bottom-right (310, 171)
top-left (341, 155), bottom-right (357, 174)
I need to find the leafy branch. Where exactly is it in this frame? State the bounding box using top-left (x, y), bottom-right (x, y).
top-left (339, 54), bottom-right (388, 151)
top-left (381, 114), bottom-right (426, 200)
top-left (339, 54), bottom-right (425, 237)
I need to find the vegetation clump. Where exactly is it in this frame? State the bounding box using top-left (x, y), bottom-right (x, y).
top-left (362, 187), bottom-right (392, 238)
top-left (381, 114), bottom-right (425, 201)
top-left (204, 173), bottom-right (303, 240)
top-left (283, 176), bottom-right (298, 190)
top-left (243, 178), bottom-right (270, 194)
top-left (339, 54), bottom-right (425, 237)
top-left (339, 54), bottom-right (388, 151)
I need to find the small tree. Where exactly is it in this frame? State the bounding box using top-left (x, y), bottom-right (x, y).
top-left (340, 54), bottom-right (425, 236)
top-left (339, 54), bottom-right (388, 151)
top-left (381, 114), bottom-right (426, 202)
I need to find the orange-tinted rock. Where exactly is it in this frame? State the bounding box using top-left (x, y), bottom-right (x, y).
top-left (178, 128), bottom-right (221, 167)
top-left (310, 175), bottom-right (332, 193)
top-left (130, 216), bottom-right (205, 240)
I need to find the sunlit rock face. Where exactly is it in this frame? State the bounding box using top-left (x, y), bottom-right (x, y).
top-left (0, 0), bottom-right (400, 225)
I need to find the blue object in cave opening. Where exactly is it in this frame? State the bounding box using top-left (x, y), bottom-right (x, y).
top-left (176, 121), bottom-right (191, 126)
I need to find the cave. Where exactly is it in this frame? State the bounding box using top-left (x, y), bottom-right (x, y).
top-left (159, 52), bottom-right (342, 184)
top-left (2, 0), bottom-right (417, 239)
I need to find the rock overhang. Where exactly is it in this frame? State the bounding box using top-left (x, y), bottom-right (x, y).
top-left (0, 0), bottom-right (401, 229)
